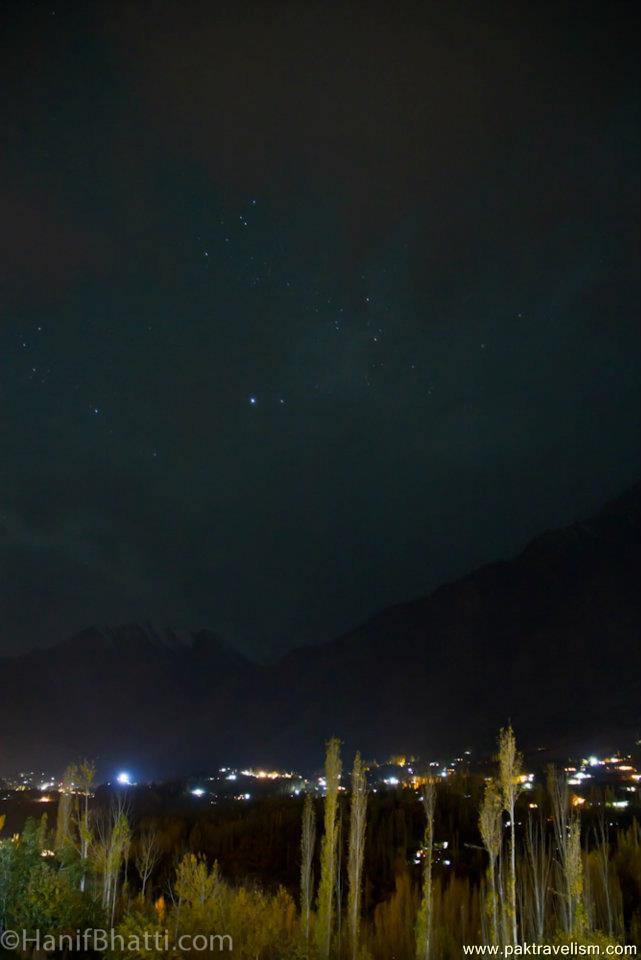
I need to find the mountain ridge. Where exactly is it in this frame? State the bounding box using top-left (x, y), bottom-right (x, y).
top-left (0, 484), bottom-right (638, 776)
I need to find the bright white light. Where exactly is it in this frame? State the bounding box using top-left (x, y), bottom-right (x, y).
top-left (191, 788), bottom-right (205, 797)
top-left (589, 756), bottom-right (599, 767)
top-left (116, 771), bottom-right (132, 786)
top-left (226, 773), bottom-right (237, 781)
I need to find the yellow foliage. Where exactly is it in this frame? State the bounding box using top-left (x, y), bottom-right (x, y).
top-left (154, 895), bottom-right (165, 921)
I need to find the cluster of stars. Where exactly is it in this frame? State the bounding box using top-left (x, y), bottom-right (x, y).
top-left (11, 189), bottom-right (510, 462)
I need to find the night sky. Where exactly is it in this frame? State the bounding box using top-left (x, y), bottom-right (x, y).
top-left (1, 0), bottom-right (639, 660)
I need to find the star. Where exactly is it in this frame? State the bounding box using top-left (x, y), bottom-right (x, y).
top-left (248, 395), bottom-right (257, 406)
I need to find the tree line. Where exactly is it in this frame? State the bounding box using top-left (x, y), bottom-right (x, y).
top-left (0, 726), bottom-right (639, 958)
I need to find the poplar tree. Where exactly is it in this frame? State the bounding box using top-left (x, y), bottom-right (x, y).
top-left (479, 779), bottom-right (502, 945)
top-left (75, 760), bottom-right (95, 892)
top-left (347, 751), bottom-right (367, 960)
top-left (566, 814), bottom-right (586, 937)
top-left (94, 797), bottom-right (131, 923)
top-left (300, 794), bottom-right (316, 954)
top-left (416, 780), bottom-right (436, 960)
top-left (498, 725), bottom-right (522, 947)
top-left (315, 737), bottom-right (342, 960)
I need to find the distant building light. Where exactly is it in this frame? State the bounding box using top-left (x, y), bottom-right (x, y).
top-left (191, 788), bottom-right (205, 797)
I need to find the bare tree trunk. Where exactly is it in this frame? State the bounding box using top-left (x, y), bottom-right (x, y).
top-left (136, 826), bottom-right (160, 899)
top-left (524, 811), bottom-right (551, 941)
top-left (595, 816), bottom-right (613, 937)
top-left (548, 765), bottom-right (572, 934)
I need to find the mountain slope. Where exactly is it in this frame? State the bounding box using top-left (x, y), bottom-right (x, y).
top-left (0, 487), bottom-right (638, 775)
top-left (259, 485), bottom-right (640, 764)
